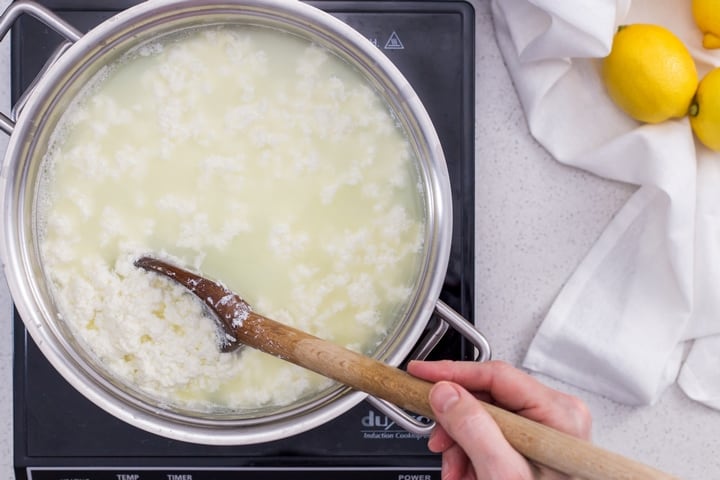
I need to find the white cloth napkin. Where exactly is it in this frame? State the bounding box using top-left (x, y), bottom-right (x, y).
top-left (490, 0), bottom-right (720, 408)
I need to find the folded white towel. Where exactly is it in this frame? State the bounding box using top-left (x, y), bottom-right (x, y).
top-left (490, 0), bottom-right (720, 407)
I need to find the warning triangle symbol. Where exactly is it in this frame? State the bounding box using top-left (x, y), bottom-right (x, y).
top-left (384, 31), bottom-right (404, 50)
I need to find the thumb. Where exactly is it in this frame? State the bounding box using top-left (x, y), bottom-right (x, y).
top-left (429, 381), bottom-right (532, 480)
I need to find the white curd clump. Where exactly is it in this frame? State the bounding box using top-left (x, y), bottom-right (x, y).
top-left (36, 25), bottom-right (426, 411)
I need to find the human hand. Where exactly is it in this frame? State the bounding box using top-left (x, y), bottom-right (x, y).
top-left (406, 360), bottom-right (592, 480)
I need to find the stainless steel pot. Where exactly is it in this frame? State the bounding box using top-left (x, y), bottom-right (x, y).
top-left (0, 0), bottom-right (491, 445)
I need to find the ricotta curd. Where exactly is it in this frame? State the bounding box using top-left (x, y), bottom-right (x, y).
top-left (37, 25), bottom-right (427, 411)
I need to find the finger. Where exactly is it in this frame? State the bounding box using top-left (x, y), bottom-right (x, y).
top-left (428, 424), bottom-right (454, 453)
top-left (460, 362), bottom-right (591, 439)
top-left (409, 360), bottom-right (592, 439)
top-left (409, 360), bottom-right (539, 396)
top-left (440, 443), bottom-right (473, 480)
top-left (409, 360), bottom-right (493, 402)
top-left (429, 381), bottom-right (533, 480)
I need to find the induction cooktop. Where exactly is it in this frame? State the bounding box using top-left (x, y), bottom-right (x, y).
top-left (11, 2), bottom-right (479, 479)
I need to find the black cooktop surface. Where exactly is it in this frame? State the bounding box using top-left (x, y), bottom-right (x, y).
top-left (11, 2), bottom-right (477, 479)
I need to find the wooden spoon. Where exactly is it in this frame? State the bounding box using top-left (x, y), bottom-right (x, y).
top-left (134, 256), bottom-right (678, 480)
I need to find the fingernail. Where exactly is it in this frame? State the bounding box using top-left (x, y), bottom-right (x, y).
top-left (430, 382), bottom-right (459, 413)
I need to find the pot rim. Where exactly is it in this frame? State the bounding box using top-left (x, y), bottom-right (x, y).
top-left (0, 0), bottom-right (453, 445)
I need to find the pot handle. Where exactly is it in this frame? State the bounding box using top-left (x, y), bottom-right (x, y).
top-left (434, 299), bottom-right (492, 363)
top-left (367, 300), bottom-right (492, 435)
top-left (0, 0), bottom-right (81, 135)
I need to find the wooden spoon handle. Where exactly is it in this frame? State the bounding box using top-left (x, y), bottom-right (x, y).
top-left (239, 312), bottom-right (679, 480)
top-left (133, 257), bottom-right (678, 480)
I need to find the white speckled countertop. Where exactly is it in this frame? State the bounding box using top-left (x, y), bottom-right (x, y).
top-left (0, 1), bottom-right (718, 479)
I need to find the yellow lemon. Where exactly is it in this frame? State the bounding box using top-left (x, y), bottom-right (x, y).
top-left (692, 0), bottom-right (720, 49)
top-left (690, 67), bottom-right (720, 151)
top-left (602, 24), bottom-right (698, 124)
